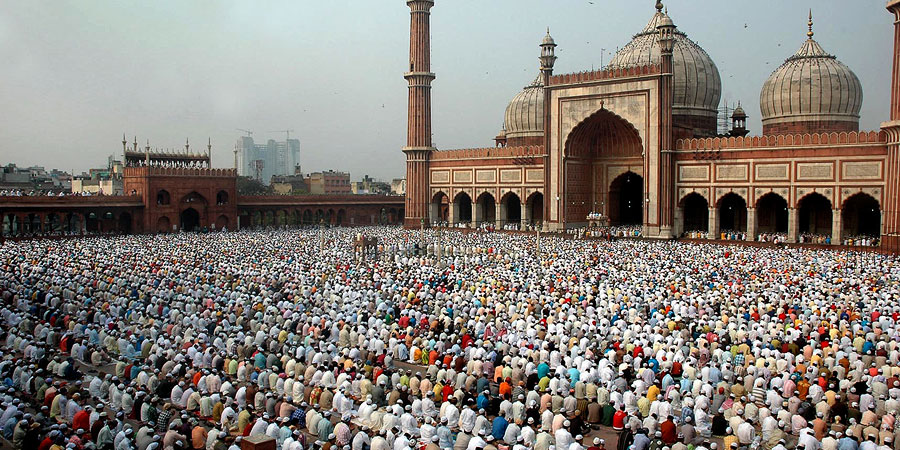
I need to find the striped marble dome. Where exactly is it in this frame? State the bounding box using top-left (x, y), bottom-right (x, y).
top-left (503, 74), bottom-right (544, 141)
top-left (759, 30), bottom-right (862, 134)
top-left (607, 10), bottom-right (722, 129)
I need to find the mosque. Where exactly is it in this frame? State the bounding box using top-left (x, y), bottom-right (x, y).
top-left (403, 0), bottom-right (900, 249)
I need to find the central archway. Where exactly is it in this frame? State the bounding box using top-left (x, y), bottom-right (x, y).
top-left (431, 192), bottom-right (449, 224)
top-left (681, 193), bottom-right (708, 233)
top-left (756, 193), bottom-right (788, 234)
top-left (181, 208), bottom-right (200, 232)
top-left (842, 193), bottom-right (881, 238)
top-left (453, 192), bottom-right (472, 225)
top-left (718, 193), bottom-right (747, 232)
top-left (526, 192), bottom-right (544, 226)
top-left (609, 172), bottom-right (643, 226)
top-left (563, 108), bottom-right (643, 227)
top-left (799, 193), bottom-right (832, 235)
top-left (476, 192), bottom-right (496, 226)
top-left (500, 192), bottom-right (522, 228)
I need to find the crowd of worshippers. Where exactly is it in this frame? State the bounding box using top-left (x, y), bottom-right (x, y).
top-left (0, 227), bottom-right (897, 450)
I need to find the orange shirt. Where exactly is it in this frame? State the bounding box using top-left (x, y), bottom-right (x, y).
top-left (499, 382), bottom-right (512, 397)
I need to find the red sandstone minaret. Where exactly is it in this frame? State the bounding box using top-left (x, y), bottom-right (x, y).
top-left (656, 3), bottom-right (676, 238)
top-left (883, 1), bottom-right (900, 248)
top-left (403, 0), bottom-right (436, 228)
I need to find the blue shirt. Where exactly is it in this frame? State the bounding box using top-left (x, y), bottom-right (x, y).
top-left (537, 363), bottom-right (550, 379)
top-left (491, 417), bottom-right (508, 441)
top-left (838, 437), bottom-right (859, 450)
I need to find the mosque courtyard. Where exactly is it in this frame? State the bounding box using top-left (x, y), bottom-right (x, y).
top-left (0, 227), bottom-right (897, 450)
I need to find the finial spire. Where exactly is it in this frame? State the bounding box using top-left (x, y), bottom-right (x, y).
top-left (655, 0), bottom-right (663, 12)
top-left (807, 9), bottom-right (814, 39)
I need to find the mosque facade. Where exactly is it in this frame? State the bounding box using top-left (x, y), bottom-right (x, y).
top-left (403, 0), bottom-right (900, 249)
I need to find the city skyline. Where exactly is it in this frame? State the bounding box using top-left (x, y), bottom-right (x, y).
top-left (1, 1), bottom-right (891, 180)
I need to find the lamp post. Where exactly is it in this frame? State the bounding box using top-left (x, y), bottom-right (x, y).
top-left (645, 196), bottom-right (651, 236)
top-left (556, 195), bottom-right (562, 231)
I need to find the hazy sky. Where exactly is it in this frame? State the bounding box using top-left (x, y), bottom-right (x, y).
top-left (0, 1), bottom-right (892, 181)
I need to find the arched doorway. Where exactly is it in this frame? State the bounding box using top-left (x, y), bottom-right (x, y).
top-left (216, 190), bottom-right (229, 205)
top-left (337, 209), bottom-right (346, 226)
top-left (526, 192), bottom-right (544, 226)
top-left (215, 215), bottom-right (229, 230)
top-left (799, 193), bottom-right (832, 235)
top-left (2, 215), bottom-right (21, 237)
top-left (47, 214), bottom-right (61, 234)
top-left (756, 193), bottom-right (788, 234)
top-left (431, 192), bottom-right (449, 224)
top-left (85, 213), bottom-right (100, 233)
top-left (564, 109), bottom-right (643, 227)
top-left (718, 193), bottom-right (747, 232)
top-left (101, 212), bottom-right (116, 232)
top-left (157, 216), bottom-right (171, 233)
top-left (609, 172), bottom-right (643, 226)
top-left (25, 213), bottom-right (41, 234)
top-left (65, 213), bottom-right (81, 234)
top-left (501, 192), bottom-right (522, 228)
top-left (118, 212), bottom-right (132, 234)
top-left (454, 192), bottom-right (473, 224)
top-left (476, 193), bottom-right (496, 226)
top-left (302, 210), bottom-right (313, 225)
top-left (843, 193), bottom-right (881, 237)
top-left (681, 193), bottom-right (708, 233)
top-left (180, 208), bottom-right (200, 232)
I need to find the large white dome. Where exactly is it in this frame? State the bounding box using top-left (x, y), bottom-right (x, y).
top-left (503, 74), bottom-right (544, 143)
top-left (759, 30), bottom-right (862, 135)
top-left (607, 9), bottom-right (722, 135)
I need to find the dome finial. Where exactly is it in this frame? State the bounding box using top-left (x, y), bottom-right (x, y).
top-left (807, 9), bottom-right (814, 39)
top-left (655, 0), bottom-right (663, 12)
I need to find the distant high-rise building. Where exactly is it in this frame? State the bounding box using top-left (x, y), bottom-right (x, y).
top-left (236, 136), bottom-right (300, 184)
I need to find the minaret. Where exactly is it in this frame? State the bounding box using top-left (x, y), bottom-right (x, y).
top-left (883, 1), bottom-right (900, 249)
top-left (540, 29), bottom-right (556, 231)
top-left (656, 2), bottom-right (676, 237)
top-left (207, 138), bottom-right (212, 168)
top-left (403, 0), bottom-right (436, 228)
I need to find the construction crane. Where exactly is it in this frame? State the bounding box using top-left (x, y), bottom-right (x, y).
top-left (236, 128), bottom-right (254, 137)
top-left (269, 129), bottom-right (295, 141)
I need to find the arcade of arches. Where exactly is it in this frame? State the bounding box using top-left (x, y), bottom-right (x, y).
top-left (2, 210), bottom-right (135, 237)
top-left (431, 190), bottom-right (541, 228)
top-left (1, 193), bottom-right (405, 239)
top-left (675, 190), bottom-right (882, 244)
